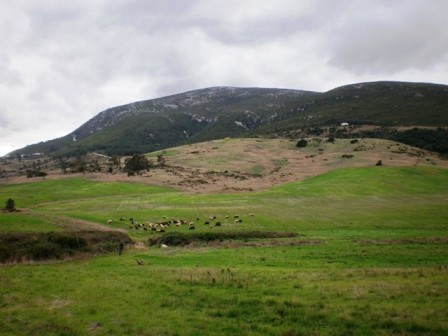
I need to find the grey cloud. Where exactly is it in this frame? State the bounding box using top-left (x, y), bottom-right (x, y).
top-left (327, 0), bottom-right (448, 74)
top-left (0, 0), bottom-right (447, 156)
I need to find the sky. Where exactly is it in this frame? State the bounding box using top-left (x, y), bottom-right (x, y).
top-left (1, 0), bottom-right (447, 156)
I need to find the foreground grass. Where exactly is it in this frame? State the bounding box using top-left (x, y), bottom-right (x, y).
top-left (1, 166), bottom-right (448, 335)
top-left (1, 246), bottom-right (447, 336)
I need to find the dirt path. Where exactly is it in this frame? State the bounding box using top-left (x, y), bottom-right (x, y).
top-left (24, 209), bottom-right (126, 232)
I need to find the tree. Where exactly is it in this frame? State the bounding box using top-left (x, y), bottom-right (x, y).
top-left (5, 198), bottom-right (15, 211)
top-left (124, 155), bottom-right (151, 174)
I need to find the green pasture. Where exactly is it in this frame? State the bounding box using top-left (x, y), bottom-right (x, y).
top-left (1, 166), bottom-right (448, 335)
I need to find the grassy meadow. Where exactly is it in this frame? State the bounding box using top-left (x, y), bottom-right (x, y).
top-left (1, 166), bottom-right (448, 335)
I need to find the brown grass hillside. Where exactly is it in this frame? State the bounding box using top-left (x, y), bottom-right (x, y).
top-left (2, 138), bottom-right (447, 193)
top-left (105, 137), bottom-right (448, 192)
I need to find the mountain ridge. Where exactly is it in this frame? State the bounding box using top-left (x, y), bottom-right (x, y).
top-left (9, 81), bottom-right (448, 157)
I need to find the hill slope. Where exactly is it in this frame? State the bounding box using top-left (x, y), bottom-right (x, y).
top-left (10, 81), bottom-right (448, 157)
top-left (4, 137), bottom-right (444, 193)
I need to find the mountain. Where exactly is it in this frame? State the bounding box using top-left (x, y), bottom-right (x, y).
top-left (10, 81), bottom-right (448, 157)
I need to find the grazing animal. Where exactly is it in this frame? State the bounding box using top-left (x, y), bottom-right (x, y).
top-left (189, 226), bottom-right (195, 230)
top-left (161, 244), bottom-right (168, 248)
top-left (204, 221), bottom-right (210, 225)
top-left (215, 222), bottom-right (221, 226)
top-left (136, 259), bottom-right (144, 266)
top-left (234, 215), bottom-right (239, 218)
top-left (107, 219), bottom-right (113, 224)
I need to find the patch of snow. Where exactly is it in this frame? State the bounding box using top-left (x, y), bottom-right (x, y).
top-left (234, 121), bottom-right (248, 129)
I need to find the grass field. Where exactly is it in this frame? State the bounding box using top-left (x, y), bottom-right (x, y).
top-left (1, 166), bottom-right (448, 335)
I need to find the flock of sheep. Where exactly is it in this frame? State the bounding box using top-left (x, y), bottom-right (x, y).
top-left (107, 214), bottom-right (253, 233)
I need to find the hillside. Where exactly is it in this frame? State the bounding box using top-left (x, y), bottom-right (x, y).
top-left (3, 137), bottom-right (447, 193)
top-left (9, 81), bottom-right (448, 157)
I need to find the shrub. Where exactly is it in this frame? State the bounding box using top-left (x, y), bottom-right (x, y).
top-left (4, 198), bottom-right (15, 211)
top-left (149, 231), bottom-right (297, 246)
top-left (0, 231), bottom-right (132, 263)
top-left (124, 154), bottom-right (151, 174)
top-left (49, 232), bottom-right (87, 249)
top-left (296, 139), bottom-right (308, 148)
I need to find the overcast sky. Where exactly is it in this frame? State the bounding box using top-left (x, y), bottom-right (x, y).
top-left (1, 0), bottom-right (447, 156)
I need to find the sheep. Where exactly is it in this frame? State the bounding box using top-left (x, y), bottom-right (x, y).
top-left (215, 222), bottom-right (221, 227)
top-left (136, 259), bottom-right (144, 266)
top-left (161, 244), bottom-right (168, 248)
top-left (107, 219), bottom-right (113, 225)
top-left (234, 215), bottom-right (239, 219)
top-left (189, 226), bottom-right (195, 230)
top-left (204, 221), bottom-right (210, 225)
top-left (249, 213), bottom-right (254, 217)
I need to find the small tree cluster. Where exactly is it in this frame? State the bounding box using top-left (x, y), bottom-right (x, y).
top-left (124, 155), bottom-right (152, 175)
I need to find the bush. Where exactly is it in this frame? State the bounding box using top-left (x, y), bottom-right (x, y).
top-left (124, 155), bottom-right (151, 174)
top-left (0, 231), bottom-right (132, 263)
top-left (296, 139), bottom-right (308, 148)
top-left (49, 232), bottom-right (87, 249)
top-left (149, 231), bottom-right (297, 246)
top-left (4, 198), bottom-right (15, 211)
